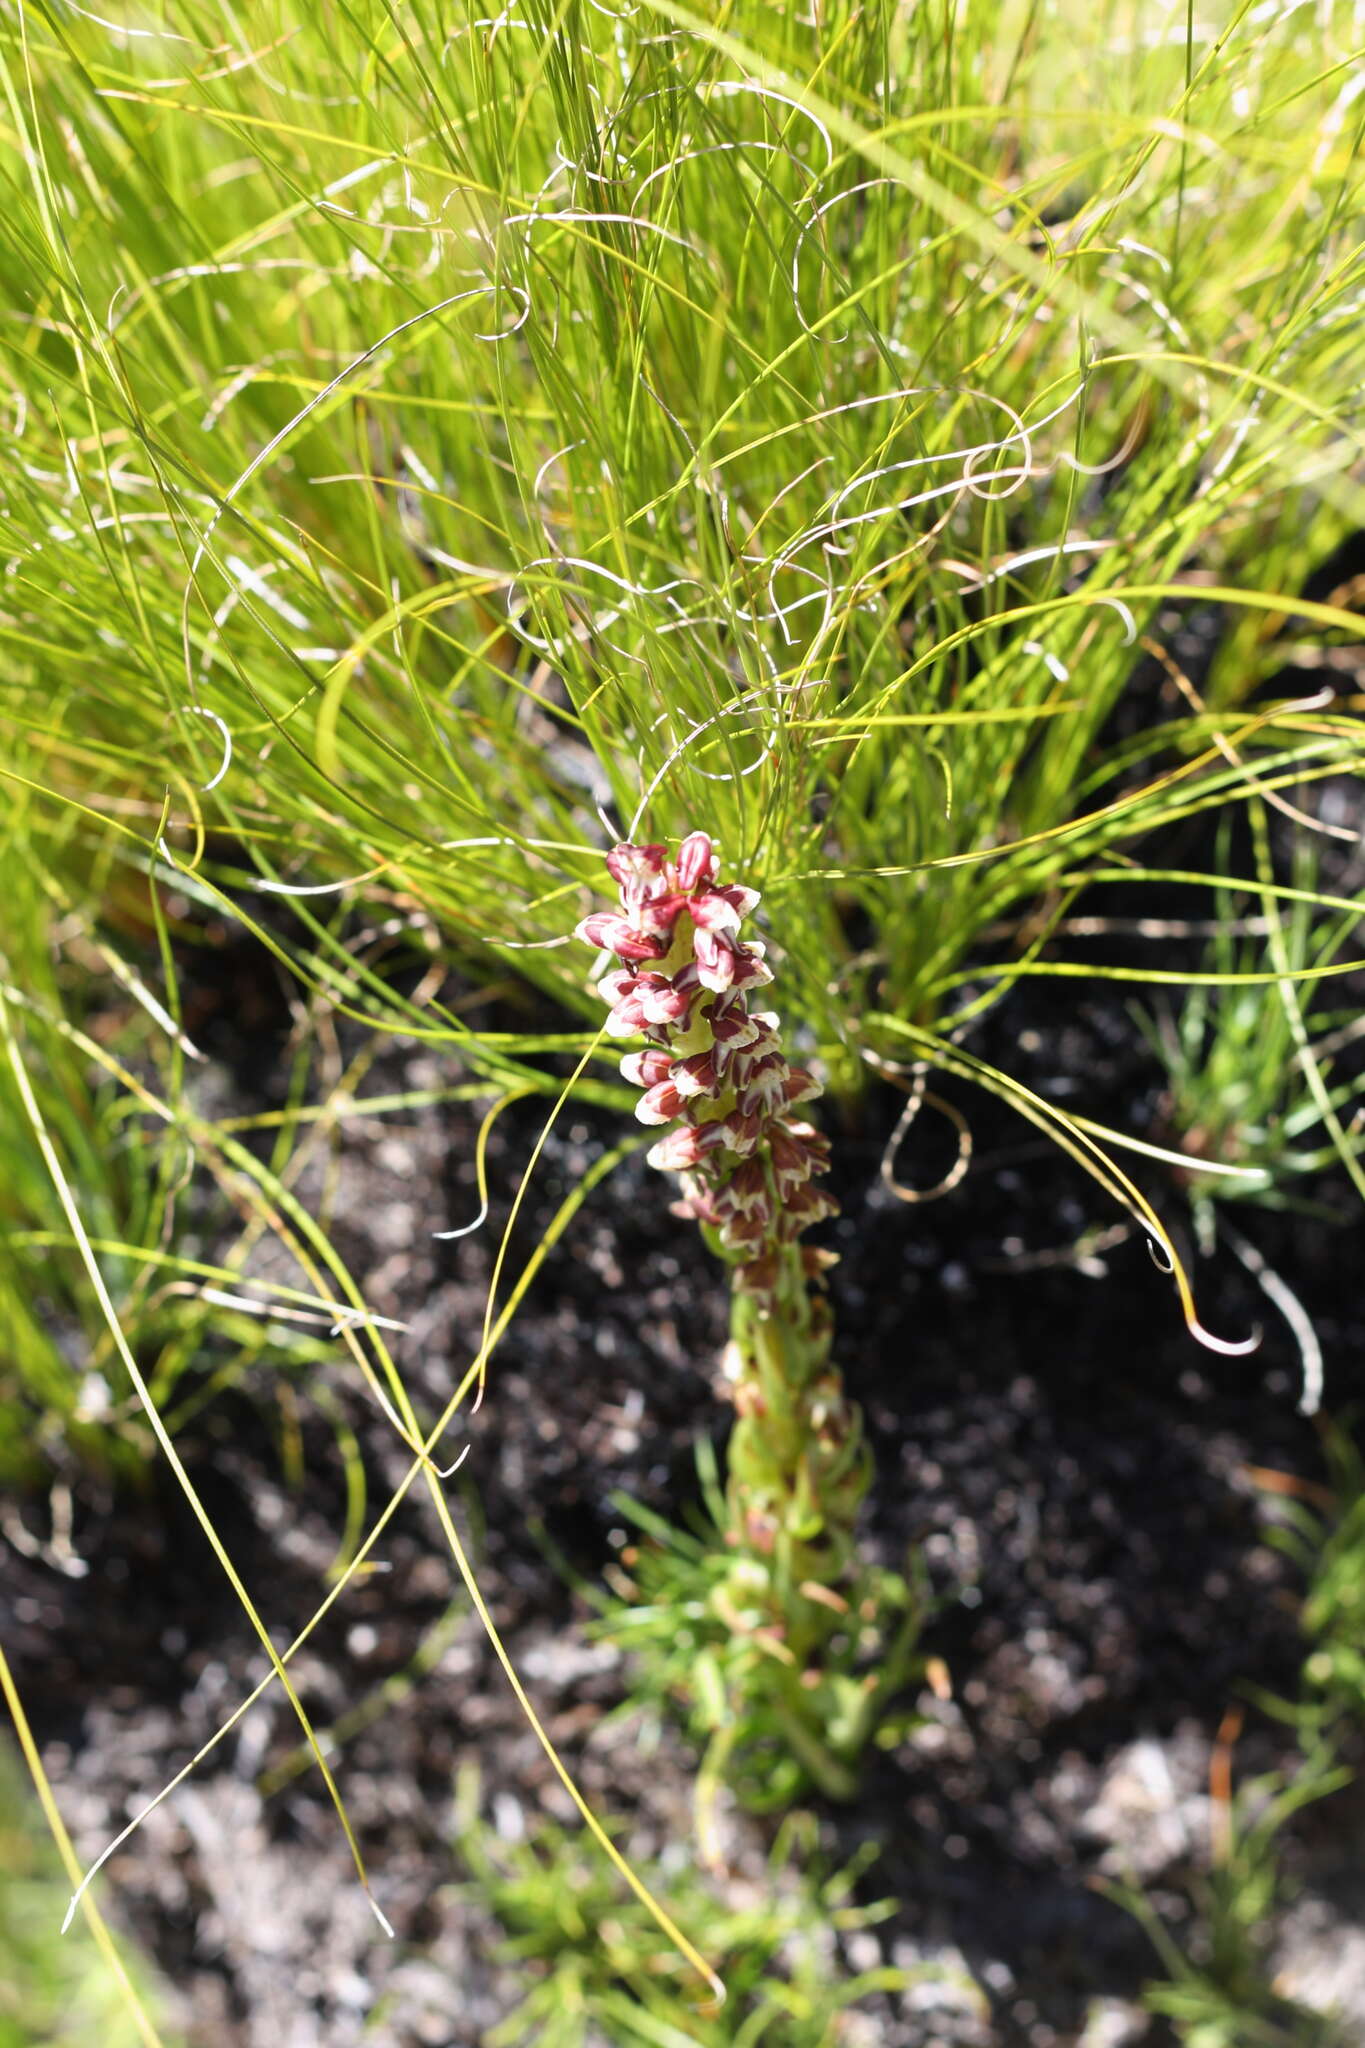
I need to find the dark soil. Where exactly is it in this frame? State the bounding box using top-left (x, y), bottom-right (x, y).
top-left (7, 861), bottom-right (1365, 2047)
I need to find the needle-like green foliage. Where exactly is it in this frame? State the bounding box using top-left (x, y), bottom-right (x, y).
top-left (0, 0), bottom-right (1361, 1092)
top-left (1117, 1744), bottom-right (1351, 2048)
top-left (452, 1770), bottom-right (967, 2048)
top-left (1120, 1436), bottom-right (1365, 2048)
top-left (1141, 824), bottom-right (1365, 1224)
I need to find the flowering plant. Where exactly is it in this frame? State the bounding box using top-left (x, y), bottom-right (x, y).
top-left (578, 834), bottom-right (916, 1797)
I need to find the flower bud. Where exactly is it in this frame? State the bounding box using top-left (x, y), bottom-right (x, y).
top-left (647, 1122), bottom-right (726, 1171)
top-left (687, 882), bottom-right (761, 930)
top-left (605, 843), bottom-right (668, 889)
top-left (676, 831), bottom-right (717, 890)
top-left (716, 1157), bottom-right (770, 1216)
top-left (710, 997), bottom-right (763, 1052)
top-left (672, 1048), bottom-right (722, 1098)
top-left (635, 967), bottom-right (697, 1025)
top-left (575, 911), bottom-right (668, 960)
top-left (736, 1052), bottom-right (792, 1117)
top-left (636, 1078), bottom-right (687, 1125)
top-left (619, 1048), bottom-right (674, 1088)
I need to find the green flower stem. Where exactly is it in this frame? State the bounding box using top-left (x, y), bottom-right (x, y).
top-left (717, 1258), bottom-right (893, 1787)
top-left (727, 1266), bottom-right (872, 1617)
top-left (578, 835), bottom-right (916, 1791)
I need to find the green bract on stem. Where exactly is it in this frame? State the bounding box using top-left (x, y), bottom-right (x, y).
top-left (578, 834), bottom-right (916, 1797)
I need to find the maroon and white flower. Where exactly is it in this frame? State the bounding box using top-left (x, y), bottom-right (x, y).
top-left (768, 1122), bottom-right (817, 1198)
top-left (675, 830), bottom-right (717, 891)
top-left (619, 1047), bottom-right (674, 1089)
top-left (646, 1121), bottom-right (728, 1172)
top-left (734, 1051), bottom-right (792, 1117)
top-left (574, 911), bottom-right (668, 960)
top-left (636, 1077), bottom-right (689, 1126)
top-left (718, 1212), bottom-right (770, 1256)
top-left (715, 1158), bottom-right (770, 1218)
top-left (672, 1048), bottom-right (722, 1097)
top-left (693, 927), bottom-right (772, 994)
top-left (603, 965), bottom-right (700, 1036)
top-left (606, 842), bottom-right (668, 890)
top-left (710, 996), bottom-right (764, 1059)
top-left (686, 883), bottom-right (761, 931)
top-left (778, 1184), bottom-right (838, 1237)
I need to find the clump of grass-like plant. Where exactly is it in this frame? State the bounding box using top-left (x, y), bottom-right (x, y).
top-left (1117, 1735), bottom-right (1350, 2048)
top-left (453, 1768), bottom-right (963, 2048)
top-left (1259, 1419), bottom-right (1365, 1739)
top-left (1140, 808), bottom-right (1365, 1413)
top-left (2, 0), bottom-right (1362, 1087)
top-left (1120, 1428), bottom-right (1365, 2048)
top-left (0, 828), bottom-right (205, 1487)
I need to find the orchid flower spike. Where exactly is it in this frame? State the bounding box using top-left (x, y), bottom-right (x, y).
top-left (577, 835), bottom-right (837, 1294)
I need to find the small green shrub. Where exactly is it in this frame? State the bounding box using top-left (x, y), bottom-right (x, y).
top-left (452, 1772), bottom-right (971, 2047)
